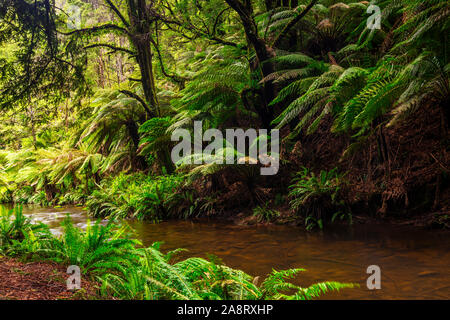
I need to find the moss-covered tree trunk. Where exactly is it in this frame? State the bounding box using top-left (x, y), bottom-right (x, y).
top-left (225, 0), bottom-right (276, 128)
top-left (127, 0), bottom-right (159, 116)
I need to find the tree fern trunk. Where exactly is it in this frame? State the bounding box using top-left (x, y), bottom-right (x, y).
top-left (157, 148), bottom-right (175, 174)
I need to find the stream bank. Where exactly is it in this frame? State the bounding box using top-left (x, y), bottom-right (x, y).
top-left (10, 204), bottom-right (450, 300)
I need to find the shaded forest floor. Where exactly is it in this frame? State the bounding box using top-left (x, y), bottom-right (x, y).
top-left (0, 257), bottom-right (100, 300)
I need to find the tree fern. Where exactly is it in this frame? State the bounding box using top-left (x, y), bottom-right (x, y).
top-left (269, 77), bottom-right (317, 106)
top-left (272, 65), bottom-right (344, 135)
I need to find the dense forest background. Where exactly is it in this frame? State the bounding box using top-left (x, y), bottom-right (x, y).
top-left (0, 0), bottom-right (448, 229)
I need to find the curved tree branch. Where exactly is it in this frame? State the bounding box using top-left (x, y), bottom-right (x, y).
top-left (213, 7), bottom-right (231, 36)
top-left (84, 43), bottom-right (136, 55)
top-left (159, 14), bottom-right (244, 49)
top-left (119, 90), bottom-right (155, 118)
top-left (60, 23), bottom-right (128, 36)
top-left (149, 34), bottom-right (190, 87)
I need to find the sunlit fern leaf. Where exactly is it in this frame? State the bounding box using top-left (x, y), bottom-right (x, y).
top-left (329, 67), bottom-right (370, 107)
top-left (269, 77), bottom-right (317, 106)
top-left (268, 53), bottom-right (316, 69)
top-left (333, 58), bottom-right (398, 132)
top-left (293, 281), bottom-right (358, 300)
top-left (260, 67), bottom-right (316, 84)
top-left (260, 268), bottom-right (305, 298)
top-left (273, 87), bottom-right (329, 129)
top-left (352, 81), bottom-right (406, 129)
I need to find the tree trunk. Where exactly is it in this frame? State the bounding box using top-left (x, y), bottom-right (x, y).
top-left (126, 119), bottom-right (157, 171)
top-left (157, 148), bottom-right (175, 174)
top-left (225, 0), bottom-right (275, 128)
top-left (128, 0), bottom-right (159, 116)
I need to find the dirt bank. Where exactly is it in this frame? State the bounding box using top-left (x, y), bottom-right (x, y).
top-left (0, 257), bottom-right (99, 300)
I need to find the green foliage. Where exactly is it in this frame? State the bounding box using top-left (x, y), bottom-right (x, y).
top-left (333, 58), bottom-right (404, 133)
top-left (132, 175), bottom-right (183, 221)
top-left (86, 174), bottom-right (221, 222)
top-left (271, 64), bottom-right (344, 137)
top-left (259, 268), bottom-right (357, 300)
top-left (40, 217), bottom-right (140, 275)
top-left (0, 146), bottom-right (105, 205)
top-left (139, 117), bottom-right (172, 150)
top-left (0, 0), bottom-right (87, 110)
top-left (86, 173), bottom-right (184, 221)
top-left (169, 46), bottom-right (254, 132)
top-left (289, 167), bottom-right (349, 230)
top-left (269, 0), bottom-right (449, 150)
top-left (101, 246), bottom-right (255, 300)
top-left (166, 190), bottom-right (221, 219)
top-left (77, 86), bottom-right (148, 172)
top-left (389, 0), bottom-right (449, 54)
top-left (252, 205), bottom-right (280, 223)
top-left (0, 206), bottom-right (49, 255)
top-left (138, 116), bottom-right (173, 167)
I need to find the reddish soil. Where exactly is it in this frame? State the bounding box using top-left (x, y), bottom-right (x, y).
top-left (0, 256), bottom-right (99, 300)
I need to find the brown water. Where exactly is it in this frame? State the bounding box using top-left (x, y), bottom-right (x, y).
top-left (16, 205), bottom-right (450, 299)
